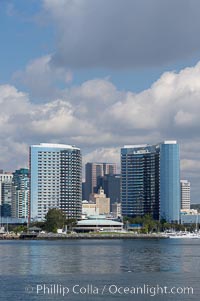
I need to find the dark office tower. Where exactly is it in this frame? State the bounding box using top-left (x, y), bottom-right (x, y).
top-left (85, 162), bottom-right (117, 201)
top-left (12, 168), bottom-right (29, 218)
top-left (121, 145), bottom-right (159, 220)
top-left (97, 174), bottom-right (121, 208)
top-left (82, 182), bottom-right (86, 200)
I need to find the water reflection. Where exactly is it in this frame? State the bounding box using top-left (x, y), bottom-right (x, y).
top-left (0, 239), bottom-right (200, 275)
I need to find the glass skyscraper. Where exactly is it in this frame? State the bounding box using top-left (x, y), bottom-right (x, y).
top-left (30, 143), bottom-right (82, 221)
top-left (121, 141), bottom-right (180, 222)
top-left (159, 141), bottom-right (180, 223)
top-left (121, 145), bottom-right (160, 219)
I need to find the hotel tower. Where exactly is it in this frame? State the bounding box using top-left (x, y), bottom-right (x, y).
top-left (29, 143), bottom-right (82, 221)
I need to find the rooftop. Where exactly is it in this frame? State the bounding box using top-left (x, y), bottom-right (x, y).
top-left (31, 143), bottom-right (80, 150)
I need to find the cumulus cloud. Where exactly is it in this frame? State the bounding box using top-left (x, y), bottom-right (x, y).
top-left (41, 0), bottom-right (200, 69)
top-left (13, 55), bottom-right (73, 100)
top-left (2, 61), bottom-right (200, 201)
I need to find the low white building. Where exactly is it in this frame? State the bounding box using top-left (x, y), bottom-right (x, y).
top-left (181, 214), bottom-right (200, 225)
top-left (74, 215), bottom-right (123, 232)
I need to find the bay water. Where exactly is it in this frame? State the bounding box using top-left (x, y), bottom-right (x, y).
top-left (0, 239), bottom-right (199, 300)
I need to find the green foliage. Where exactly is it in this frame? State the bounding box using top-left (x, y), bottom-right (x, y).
top-left (29, 221), bottom-right (45, 230)
top-left (125, 214), bottom-right (159, 233)
top-left (13, 225), bottom-right (27, 234)
top-left (124, 215), bottom-right (195, 233)
top-left (45, 208), bottom-right (66, 233)
top-left (65, 218), bottom-right (77, 231)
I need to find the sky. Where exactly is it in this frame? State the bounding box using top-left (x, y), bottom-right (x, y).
top-left (0, 0), bottom-right (200, 203)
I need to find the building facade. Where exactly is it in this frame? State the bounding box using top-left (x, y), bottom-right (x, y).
top-left (30, 143), bottom-right (82, 221)
top-left (111, 202), bottom-right (122, 218)
top-left (121, 145), bottom-right (159, 220)
top-left (84, 162), bottom-right (117, 201)
top-left (0, 172), bottom-right (13, 217)
top-left (12, 168), bottom-right (29, 219)
top-left (82, 201), bottom-right (99, 217)
top-left (180, 180), bottom-right (190, 210)
top-left (90, 188), bottom-right (110, 215)
top-left (121, 141), bottom-right (180, 222)
top-left (97, 174), bottom-right (121, 209)
top-left (159, 141), bottom-right (180, 223)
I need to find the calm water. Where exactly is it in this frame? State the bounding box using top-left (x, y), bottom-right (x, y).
top-left (0, 239), bottom-right (199, 300)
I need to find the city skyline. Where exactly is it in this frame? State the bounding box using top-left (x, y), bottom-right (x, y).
top-left (0, 140), bottom-right (195, 202)
top-left (0, 1), bottom-right (200, 203)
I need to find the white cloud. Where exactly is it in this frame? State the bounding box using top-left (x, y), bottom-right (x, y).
top-left (2, 61), bottom-right (200, 201)
top-left (13, 55), bottom-right (73, 100)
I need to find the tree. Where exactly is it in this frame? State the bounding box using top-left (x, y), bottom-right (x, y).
top-left (142, 214), bottom-right (157, 233)
top-left (45, 208), bottom-right (66, 233)
top-left (13, 225), bottom-right (27, 234)
top-left (65, 218), bottom-right (77, 232)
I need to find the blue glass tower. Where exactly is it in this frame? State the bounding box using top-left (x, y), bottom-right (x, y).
top-left (159, 141), bottom-right (180, 223)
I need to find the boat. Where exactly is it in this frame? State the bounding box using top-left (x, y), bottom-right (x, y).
top-left (169, 232), bottom-right (200, 239)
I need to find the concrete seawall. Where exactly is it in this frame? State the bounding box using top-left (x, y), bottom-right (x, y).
top-left (0, 233), bottom-right (169, 240)
top-left (28, 233), bottom-right (169, 240)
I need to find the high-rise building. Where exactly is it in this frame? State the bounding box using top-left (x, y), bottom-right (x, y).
top-left (0, 172), bottom-right (13, 217)
top-left (121, 141), bottom-right (180, 222)
top-left (12, 168), bottom-right (29, 219)
top-left (30, 143), bottom-right (82, 221)
top-left (90, 188), bottom-right (110, 215)
top-left (180, 180), bottom-right (190, 210)
top-left (159, 141), bottom-right (180, 223)
top-left (84, 162), bottom-right (117, 201)
top-left (97, 174), bottom-right (121, 209)
top-left (121, 145), bottom-right (160, 220)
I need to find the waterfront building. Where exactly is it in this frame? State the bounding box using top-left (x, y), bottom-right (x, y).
top-left (180, 180), bottom-right (190, 210)
top-left (181, 214), bottom-right (200, 225)
top-left (121, 141), bottom-right (180, 222)
top-left (181, 209), bottom-right (197, 215)
top-left (12, 168), bottom-right (29, 219)
top-left (121, 144), bottom-right (160, 219)
top-left (90, 188), bottom-right (110, 215)
top-left (30, 143), bottom-right (82, 221)
top-left (97, 174), bottom-right (121, 209)
top-left (0, 172), bottom-right (13, 217)
top-left (159, 141), bottom-right (180, 223)
top-left (74, 215), bottom-right (123, 232)
top-left (84, 162), bottom-right (117, 201)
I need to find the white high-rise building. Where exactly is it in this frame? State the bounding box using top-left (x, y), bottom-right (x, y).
top-left (180, 180), bottom-right (191, 209)
top-left (30, 143), bottom-right (82, 221)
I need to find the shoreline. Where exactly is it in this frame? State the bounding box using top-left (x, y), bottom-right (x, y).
top-left (0, 233), bottom-right (169, 240)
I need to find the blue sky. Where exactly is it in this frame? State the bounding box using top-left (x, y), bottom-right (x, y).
top-left (1, 0), bottom-right (200, 202)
